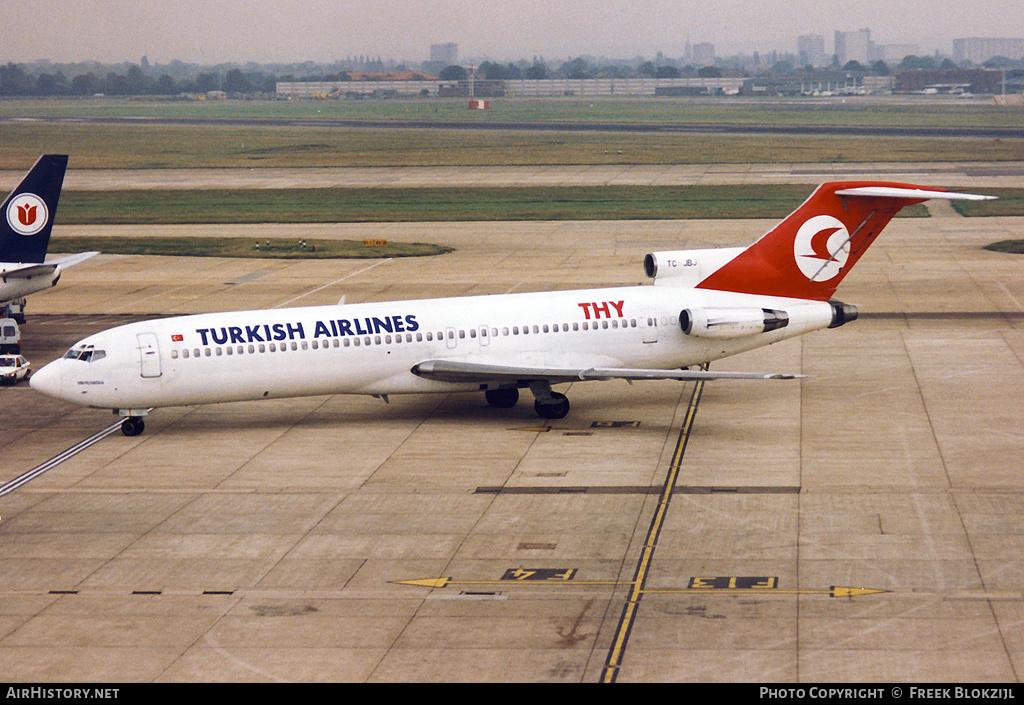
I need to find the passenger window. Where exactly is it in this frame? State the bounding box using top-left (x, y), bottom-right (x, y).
top-left (542, 324), bottom-right (549, 333)
top-left (182, 349), bottom-right (189, 359)
top-left (171, 350), bottom-right (178, 359)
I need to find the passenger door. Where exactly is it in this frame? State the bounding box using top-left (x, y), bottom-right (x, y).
top-left (137, 332), bottom-right (162, 378)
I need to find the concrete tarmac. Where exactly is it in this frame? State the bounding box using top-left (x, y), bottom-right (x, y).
top-left (2, 171), bottom-right (1024, 682)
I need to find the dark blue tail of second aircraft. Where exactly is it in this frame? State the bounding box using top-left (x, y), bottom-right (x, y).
top-left (0, 154), bottom-right (68, 264)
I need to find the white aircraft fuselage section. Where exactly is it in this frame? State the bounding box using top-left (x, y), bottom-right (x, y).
top-left (32, 181), bottom-right (996, 435)
top-left (44, 285), bottom-right (834, 410)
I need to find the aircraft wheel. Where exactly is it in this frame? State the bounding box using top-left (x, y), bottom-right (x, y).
top-left (485, 387), bottom-right (519, 408)
top-left (121, 417), bottom-right (145, 437)
top-left (534, 392), bottom-right (570, 420)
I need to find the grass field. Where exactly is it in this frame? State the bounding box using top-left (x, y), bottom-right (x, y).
top-left (4, 96), bottom-right (1024, 130)
top-left (47, 235), bottom-right (451, 259)
top-left (52, 185), bottom-right (952, 224)
top-left (950, 188), bottom-right (1024, 216)
top-left (1, 97), bottom-right (1022, 169)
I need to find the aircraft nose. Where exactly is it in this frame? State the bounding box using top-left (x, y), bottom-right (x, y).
top-left (30, 360), bottom-right (63, 399)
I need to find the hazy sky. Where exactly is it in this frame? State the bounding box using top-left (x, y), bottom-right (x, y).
top-left (2, 0), bottom-right (1019, 65)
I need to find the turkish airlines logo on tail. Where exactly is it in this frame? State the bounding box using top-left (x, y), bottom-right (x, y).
top-left (793, 215), bottom-right (850, 283)
top-left (6, 193), bottom-right (49, 237)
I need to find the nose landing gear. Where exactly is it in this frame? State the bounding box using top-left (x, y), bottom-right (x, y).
top-left (116, 409), bottom-right (151, 437)
top-left (121, 417), bottom-right (145, 437)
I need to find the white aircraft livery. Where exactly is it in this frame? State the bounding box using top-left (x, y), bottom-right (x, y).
top-left (31, 181), bottom-right (994, 436)
top-left (0, 155), bottom-right (97, 313)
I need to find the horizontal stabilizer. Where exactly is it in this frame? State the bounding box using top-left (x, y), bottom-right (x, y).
top-left (411, 359), bottom-right (804, 384)
top-left (833, 186), bottom-right (996, 201)
top-left (0, 251), bottom-right (97, 280)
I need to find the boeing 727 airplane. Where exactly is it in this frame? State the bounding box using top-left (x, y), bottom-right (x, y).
top-left (1, 155), bottom-right (97, 319)
top-left (30, 181), bottom-right (993, 436)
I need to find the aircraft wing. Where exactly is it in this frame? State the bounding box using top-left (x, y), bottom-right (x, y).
top-left (410, 359), bottom-right (804, 384)
top-left (0, 251), bottom-right (98, 280)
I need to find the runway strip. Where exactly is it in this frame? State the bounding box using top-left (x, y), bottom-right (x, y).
top-left (600, 373), bottom-right (707, 683)
top-left (10, 115), bottom-right (1023, 139)
top-left (0, 419), bottom-right (124, 497)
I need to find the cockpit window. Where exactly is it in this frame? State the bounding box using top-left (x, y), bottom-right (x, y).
top-left (63, 346), bottom-right (106, 362)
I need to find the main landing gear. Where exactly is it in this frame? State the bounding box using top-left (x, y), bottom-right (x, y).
top-left (484, 387), bottom-right (519, 408)
top-left (484, 382), bottom-right (570, 420)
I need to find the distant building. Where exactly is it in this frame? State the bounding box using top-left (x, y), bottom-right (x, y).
top-left (347, 70), bottom-right (436, 81)
top-left (692, 42), bottom-right (715, 66)
top-left (894, 68), bottom-right (1004, 94)
top-left (798, 35), bottom-right (826, 68)
top-left (953, 37), bottom-right (1024, 63)
top-left (835, 28), bottom-right (872, 66)
top-left (877, 44), bottom-right (919, 64)
top-left (430, 43), bottom-right (458, 64)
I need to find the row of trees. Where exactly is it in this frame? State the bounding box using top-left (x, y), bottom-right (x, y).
top-left (0, 63), bottom-right (281, 97)
top-left (3, 53), bottom-right (1022, 97)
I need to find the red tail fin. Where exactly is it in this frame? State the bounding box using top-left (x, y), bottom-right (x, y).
top-left (695, 181), bottom-right (992, 301)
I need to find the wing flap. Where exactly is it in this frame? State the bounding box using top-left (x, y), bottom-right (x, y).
top-left (410, 359), bottom-right (804, 384)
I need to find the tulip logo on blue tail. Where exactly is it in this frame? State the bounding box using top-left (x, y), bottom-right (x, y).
top-left (6, 193), bottom-right (48, 236)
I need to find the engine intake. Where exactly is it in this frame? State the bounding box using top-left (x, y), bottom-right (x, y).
top-left (679, 308), bottom-right (790, 339)
top-left (644, 248), bottom-right (745, 286)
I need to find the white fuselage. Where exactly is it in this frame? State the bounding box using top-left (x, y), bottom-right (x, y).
top-left (33, 284), bottom-right (835, 411)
